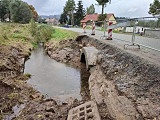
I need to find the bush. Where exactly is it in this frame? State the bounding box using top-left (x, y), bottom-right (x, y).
top-left (29, 19), bottom-right (37, 36)
top-left (35, 25), bottom-right (55, 43)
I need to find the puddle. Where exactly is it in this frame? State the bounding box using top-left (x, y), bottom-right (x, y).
top-left (24, 46), bottom-right (90, 101)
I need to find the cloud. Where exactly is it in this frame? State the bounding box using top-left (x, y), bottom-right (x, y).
top-left (22, 0), bottom-right (154, 17)
top-left (128, 8), bottom-right (138, 13)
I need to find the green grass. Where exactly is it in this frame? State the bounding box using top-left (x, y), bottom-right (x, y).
top-left (0, 23), bottom-right (33, 45)
top-left (0, 23), bottom-right (34, 53)
top-left (51, 28), bottom-right (79, 41)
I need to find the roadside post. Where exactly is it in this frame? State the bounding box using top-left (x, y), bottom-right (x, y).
top-left (106, 22), bottom-right (113, 40)
top-left (124, 20), bottom-right (140, 49)
top-left (91, 20), bottom-right (95, 35)
top-left (83, 23), bottom-right (86, 33)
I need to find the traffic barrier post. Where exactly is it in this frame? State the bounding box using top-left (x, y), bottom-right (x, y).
top-left (106, 22), bottom-right (113, 40)
top-left (91, 20), bottom-right (95, 35)
top-left (83, 23), bottom-right (86, 33)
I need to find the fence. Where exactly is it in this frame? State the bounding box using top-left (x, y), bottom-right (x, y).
top-left (124, 17), bottom-right (160, 52)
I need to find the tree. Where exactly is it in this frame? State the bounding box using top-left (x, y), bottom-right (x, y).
top-left (96, 0), bottom-right (110, 15)
top-left (149, 0), bottom-right (160, 16)
top-left (64, 0), bottom-right (75, 25)
top-left (9, 1), bottom-right (32, 23)
top-left (75, 0), bottom-right (85, 26)
top-left (149, 0), bottom-right (160, 28)
top-left (59, 12), bottom-right (68, 24)
top-left (86, 4), bottom-right (95, 14)
top-left (29, 5), bottom-right (38, 21)
top-left (0, 0), bottom-right (11, 21)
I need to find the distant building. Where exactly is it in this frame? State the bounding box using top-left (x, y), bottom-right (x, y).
top-left (45, 18), bottom-right (59, 26)
top-left (80, 13), bottom-right (117, 25)
top-left (40, 15), bottom-right (60, 20)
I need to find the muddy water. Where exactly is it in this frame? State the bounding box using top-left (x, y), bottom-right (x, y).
top-left (24, 46), bottom-right (89, 101)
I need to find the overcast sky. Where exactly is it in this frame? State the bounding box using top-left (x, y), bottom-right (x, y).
top-left (22, 0), bottom-right (154, 18)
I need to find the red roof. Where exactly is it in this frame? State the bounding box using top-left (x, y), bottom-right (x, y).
top-left (81, 13), bottom-right (114, 23)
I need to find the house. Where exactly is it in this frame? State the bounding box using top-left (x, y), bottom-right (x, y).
top-left (45, 18), bottom-right (59, 26)
top-left (80, 13), bottom-right (117, 25)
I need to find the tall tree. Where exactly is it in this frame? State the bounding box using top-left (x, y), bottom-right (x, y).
top-left (96, 0), bottom-right (110, 15)
top-left (149, 0), bottom-right (160, 16)
top-left (75, 0), bottom-right (85, 25)
top-left (59, 12), bottom-right (68, 24)
top-left (86, 4), bottom-right (95, 14)
top-left (64, 0), bottom-right (75, 25)
top-left (9, 1), bottom-right (32, 23)
top-left (149, 0), bottom-right (160, 28)
top-left (29, 5), bottom-right (38, 21)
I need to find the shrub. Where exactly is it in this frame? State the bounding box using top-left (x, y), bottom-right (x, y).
top-left (29, 19), bottom-right (37, 36)
top-left (35, 25), bottom-right (55, 43)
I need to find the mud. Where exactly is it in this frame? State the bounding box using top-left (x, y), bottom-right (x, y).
top-left (1, 35), bottom-right (160, 119)
top-left (0, 39), bottom-right (90, 119)
top-left (45, 39), bottom-right (82, 68)
top-left (77, 35), bottom-right (160, 119)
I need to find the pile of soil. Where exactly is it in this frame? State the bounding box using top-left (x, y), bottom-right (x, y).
top-left (45, 39), bottom-right (82, 68)
top-left (2, 34), bottom-right (159, 119)
top-left (77, 35), bottom-right (160, 119)
top-left (0, 38), bottom-right (90, 119)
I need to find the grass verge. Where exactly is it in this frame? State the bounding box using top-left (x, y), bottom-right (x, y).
top-left (51, 27), bottom-right (79, 41)
top-left (0, 23), bottom-right (33, 51)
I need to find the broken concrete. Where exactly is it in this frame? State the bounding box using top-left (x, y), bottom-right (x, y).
top-left (80, 47), bottom-right (98, 70)
top-left (67, 101), bottom-right (101, 120)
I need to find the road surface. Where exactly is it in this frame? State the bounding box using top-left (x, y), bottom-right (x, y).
top-left (62, 27), bottom-right (160, 51)
top-left (58, 27), bottom-right (160, 66)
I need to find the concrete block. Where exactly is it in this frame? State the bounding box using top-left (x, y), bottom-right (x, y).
top-left (67, 101), bottom-right (101, 120)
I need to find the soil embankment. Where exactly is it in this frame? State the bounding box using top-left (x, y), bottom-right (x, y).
top-left (0, 39), bottom-right (88, 119)
top-left (80, 35), bottom-right (160, 119)
top-left (1, 34), bottom-right (160, 119)
top-left (46, 35), bottom-right (160, 119)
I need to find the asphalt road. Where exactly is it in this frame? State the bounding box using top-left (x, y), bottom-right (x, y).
top-left (58, 26), bottom-right (160, 66)
top-left (61, 27), bottom-right (160, 52)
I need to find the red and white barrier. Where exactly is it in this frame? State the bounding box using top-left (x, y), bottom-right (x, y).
top-left (91, 21), bottom-right (95, 35)
top-left (107, 22), bottom-right (113, 40)
top-left (83, 23), bottom-right (86, 33)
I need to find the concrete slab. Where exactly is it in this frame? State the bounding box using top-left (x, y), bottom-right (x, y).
top-left (81, 47), bottom-right (99, 70)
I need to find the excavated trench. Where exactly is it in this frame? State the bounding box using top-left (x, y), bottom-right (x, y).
top-left (0, 35), bottom-right (160, 119)
top-left (45, 35), bottom-right (160, 119)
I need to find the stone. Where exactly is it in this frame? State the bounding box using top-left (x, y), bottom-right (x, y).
top-left (48, 51), bottom-right (52, 55)
top-left (30, 93), bottom-right (41, 99)
top-left (45, 107), bottom-right (55, 113)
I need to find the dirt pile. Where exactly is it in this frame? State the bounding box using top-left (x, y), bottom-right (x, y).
top-left (0, 39), bottom-right (89, 119)
top-left (45, 39), bottom-right (82, 68)
top-left (2, 34), bottom-right (160, 119)
top-left (0, 44), bottom-right (32, 118)
top-left (78, 35), bottom-right (160, 119)
top-left (17, 98), bottom-right (83, 120)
